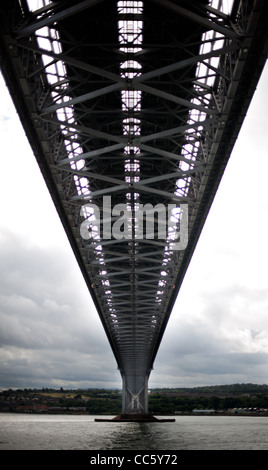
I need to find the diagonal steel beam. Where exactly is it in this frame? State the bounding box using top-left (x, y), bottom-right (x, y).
top-left (138, 143), bottom-right (198, 164)
top-left (15, 0), bottom-right (106, 37)
top-left (41, 116), bottom-right (127, 144)
top-left (58, 142), bottom-right (125, 165)
top-left (149, 0), bottom-right (241, 39)
top-left (198, 4), bottom-right (230, 22)
top-left (137, 82), bottom-right (217, 114)
top-left (132, 43), bottom-right (240, 83)
top-left (41, 82), bottom-right (124, 114)
top-left (137, 121), bottom-right (205, 144)
top-left (18, 41), bottom-right (126, 84)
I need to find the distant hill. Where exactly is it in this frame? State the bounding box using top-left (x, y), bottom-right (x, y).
top-left (1, 384), bottom-right (268, 414)
top-left (150, 383), bottom-right (268, 395)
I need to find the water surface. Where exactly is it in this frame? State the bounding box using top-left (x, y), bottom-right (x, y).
top-left (1, 413), bottom-right (268, 450)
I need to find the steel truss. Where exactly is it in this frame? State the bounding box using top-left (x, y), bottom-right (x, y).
top-left (0, 0), bottom-right (267, 414)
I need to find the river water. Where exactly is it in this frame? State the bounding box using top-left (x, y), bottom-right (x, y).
top-left (1, 412), bottom-right (268, 452)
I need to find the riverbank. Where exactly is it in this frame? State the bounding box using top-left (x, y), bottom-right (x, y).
top-left (1, 384), bottom-right (268, 416)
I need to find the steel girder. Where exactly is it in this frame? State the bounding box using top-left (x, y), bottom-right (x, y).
top-left (0, 0), bottom-right (267, 412)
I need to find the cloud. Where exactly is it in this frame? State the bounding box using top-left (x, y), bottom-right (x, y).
top-left (0, 227), bottom-right (119, 389)
top-left (150, 255), bottom-right (268, 388)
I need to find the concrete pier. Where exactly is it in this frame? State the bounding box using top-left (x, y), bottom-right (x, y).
top-left (95, 414), bottom-right (175, 422)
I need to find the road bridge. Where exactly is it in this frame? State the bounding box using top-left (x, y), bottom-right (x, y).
top-left (0, 0), bottom-right (267, 417)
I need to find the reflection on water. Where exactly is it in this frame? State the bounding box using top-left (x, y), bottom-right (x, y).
top-left (103, 421), bottom-right (187, 450)
top-left (1, 413), bottom-right (268, 450)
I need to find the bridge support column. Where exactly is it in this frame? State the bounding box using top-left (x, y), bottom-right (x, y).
top-left (121, 374), bottom-right (149, 414)
top-left (95, 372), bottom-right (175, 422)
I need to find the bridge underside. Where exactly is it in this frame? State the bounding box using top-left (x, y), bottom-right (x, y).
top-left (0, 0), bottom-right (267, 415)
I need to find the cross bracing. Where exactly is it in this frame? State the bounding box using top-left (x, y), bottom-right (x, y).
top-left (0, 0), bottom-right (267, 413)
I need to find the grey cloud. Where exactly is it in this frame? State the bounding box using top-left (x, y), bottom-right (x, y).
top-left (151, 351), bottom-right (268, 388)
top-left (0, 228), bottom-right (120, 389)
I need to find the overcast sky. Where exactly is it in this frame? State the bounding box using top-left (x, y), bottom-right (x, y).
top-left (0, 61), bottom-right (267, 391)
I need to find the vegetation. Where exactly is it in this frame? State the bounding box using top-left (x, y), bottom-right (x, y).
top-left (151, 383), bottom-right (268, 395)
top-left (0, 388), bottom-right (122, 414)
top-left (149, 384), bottom-right (268, 414)
top-left (1, 384), bottom-right (268, 415)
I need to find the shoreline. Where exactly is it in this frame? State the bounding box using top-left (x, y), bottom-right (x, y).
top-left (1, 410), bottom-right (268, 417)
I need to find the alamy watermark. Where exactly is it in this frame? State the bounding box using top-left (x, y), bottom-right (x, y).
top-left (80, 196), bottom-right (188, 250)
